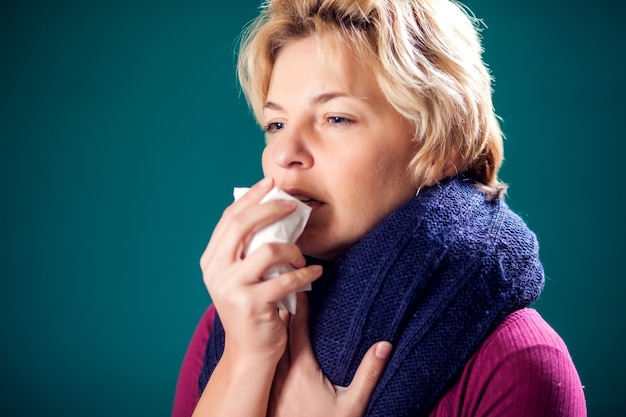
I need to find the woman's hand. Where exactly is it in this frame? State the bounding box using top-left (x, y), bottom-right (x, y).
top-left (199, 177), bottom-right (322, 363)
top-left (193, 178), bottom-right (323, 417)
top-left (269, 293), bottom-right (392, 417)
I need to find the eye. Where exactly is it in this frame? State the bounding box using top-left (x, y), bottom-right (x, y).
top-left (326, 116), bottom-right (353, 125)
top-left (263, 121), bottom-right (285, 133)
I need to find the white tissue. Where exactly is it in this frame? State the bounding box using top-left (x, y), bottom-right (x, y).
top-left (233, 186), bottom-right (312, 314)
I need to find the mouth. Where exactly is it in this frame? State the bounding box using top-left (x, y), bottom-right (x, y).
top-left (293, 195), bottom-right (323, 207)
top-left (284, 188), bottom-right (325, 208)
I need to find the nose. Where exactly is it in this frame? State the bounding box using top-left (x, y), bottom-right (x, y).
top-left (271, 126), bottom-right (314, 170)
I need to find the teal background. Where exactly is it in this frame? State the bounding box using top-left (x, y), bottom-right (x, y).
top-left (1, 0), bottom-right (623, 415)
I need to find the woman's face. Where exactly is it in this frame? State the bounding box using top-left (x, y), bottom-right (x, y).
top-left (261, 36), bottom-right (418, 260)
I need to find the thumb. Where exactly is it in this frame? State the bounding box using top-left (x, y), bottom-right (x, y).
top-left (343, 341), bottom-right (392, 409)
top-left (288, 292), bottom-right (315, 364)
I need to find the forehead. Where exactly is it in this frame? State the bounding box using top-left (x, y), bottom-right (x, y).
top-left (268, 35), bottom-right (380, 101)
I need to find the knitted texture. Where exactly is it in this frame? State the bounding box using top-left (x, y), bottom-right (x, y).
top-left (199, 177), bottom-right (545, 416)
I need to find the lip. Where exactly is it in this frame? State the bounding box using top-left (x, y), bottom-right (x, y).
top-left (282, 187), bottom-right (325, 208)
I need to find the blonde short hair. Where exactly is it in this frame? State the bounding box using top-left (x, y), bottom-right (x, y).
top-left (237, 0), bottom-right (507, 199)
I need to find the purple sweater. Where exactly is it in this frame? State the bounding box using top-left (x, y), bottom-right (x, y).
top-left (172, 306), bottom-right (586, 416)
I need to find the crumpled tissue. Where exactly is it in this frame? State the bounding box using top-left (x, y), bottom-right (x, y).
top-left (233, 186), bottom-right (312, 314)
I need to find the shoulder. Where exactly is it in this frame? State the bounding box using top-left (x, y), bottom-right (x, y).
top-left (172, 305), bottom-right (216, 417)
top-left (184, 304), bottom-right (217, 349)
top-left (199, 304), bottom-right (217, 333)
top-left (430, 308), bottom-right (587, 417)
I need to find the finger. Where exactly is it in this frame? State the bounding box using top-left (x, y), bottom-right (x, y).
top-left (277, 311), bottom-right (292, 368)
top-left (269, 310), bottom-right (291, 415)
top-left (227, 199), bottom-right (299, 259)
top-left (206, 242), bottom-right (307, 296)
top-left (199, 177), bottom-right (274, 255)
top-left (343, 341), bottom-right (392, 409)
top-left (200, 178), bottom-right (274, 264)
top-left (228, 177), bottom-right (275, 214)
top-left (201, 198), bottom-right (298, 269)
top-left (241, 242), bottom-right (307, 282)
top-left (273, 310), bottom-right (292, 388)
top-left (259, 264), bottom-right (323, 306)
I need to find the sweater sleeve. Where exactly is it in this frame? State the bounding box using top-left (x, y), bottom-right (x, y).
top-left (431, 308), bottom-right (586, 417)
top-left (171, 305), bottom-right (216, 417)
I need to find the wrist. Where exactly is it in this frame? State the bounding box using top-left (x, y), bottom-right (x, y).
top-left (220, 342), bottom-right (282, 381)
top-left (193, 344), bottom-right (280, 417)
top-left (223, 332), bottom-right (286, 365)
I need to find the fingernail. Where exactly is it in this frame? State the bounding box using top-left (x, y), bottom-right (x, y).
top-left (257, 177), bottom-right (272, 188)
top-left (282, 199), bottom-right (297, 208)
top-left (309, 264), bottom-right (323, 274)
top-left (375, 342), bottom-right (392, 360)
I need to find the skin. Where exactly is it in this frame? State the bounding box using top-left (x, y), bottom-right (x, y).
top-left (262, 36), bottom-right (419, 260)
top-left (194, 178), bottom-right (321, 417)
top-left (194, 35), bottom-right (423, 416)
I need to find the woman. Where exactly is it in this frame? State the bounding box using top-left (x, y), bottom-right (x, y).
top-left (173, 0), bottom-right (586, 416)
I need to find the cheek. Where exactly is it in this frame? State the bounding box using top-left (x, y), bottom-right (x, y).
top-left (260, 146), bottom-right (272, 177)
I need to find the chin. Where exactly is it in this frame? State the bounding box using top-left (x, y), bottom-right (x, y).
top-left (297, 237), bottom-right (349, 261)
top-left (297, 240), bottom-right (328, 261)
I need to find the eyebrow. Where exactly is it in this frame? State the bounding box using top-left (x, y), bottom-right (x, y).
top-left (263, 91), bottom-right (365, 112)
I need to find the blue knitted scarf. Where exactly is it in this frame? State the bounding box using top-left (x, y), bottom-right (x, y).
top-left (199, 177), bottom-right (544, 416)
